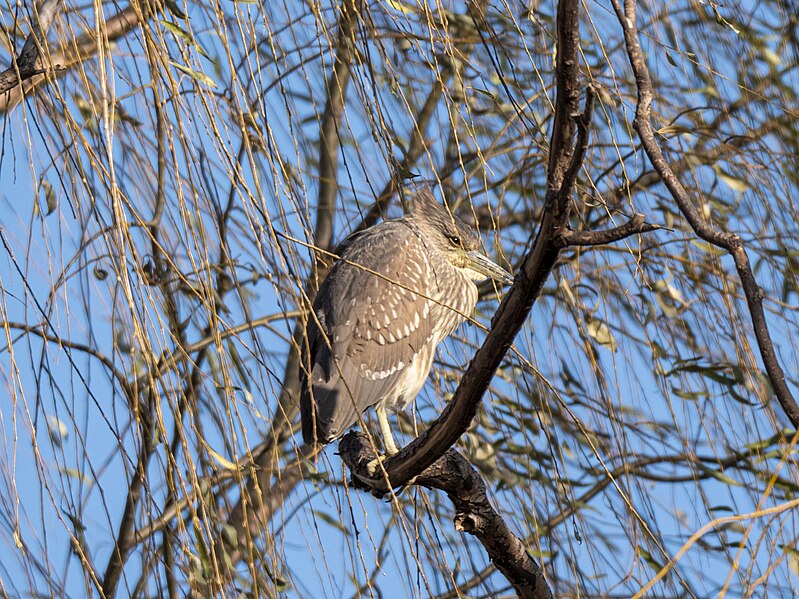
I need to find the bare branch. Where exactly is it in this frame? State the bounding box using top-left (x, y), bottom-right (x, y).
top-left (559, 213), bottom-right (660, 246)
top-left (340, 432), bottom-right (553, 599)
top-left (556, 86), bottom-right (595, 213)
top-left (226, 0), bottom-right (362, 571)
top-left (354, 71), bottom-right (447, 233)
top-left (0, 3), bottom-right (140, 113)
top-left (377, 0), bottom-right (588, 489)
top-left (353, 0), bottom-right (493, 233)
top-left (611, 0), bottom-right (799, 428)
top-left (0, 0), bottom-right (61, 94)
top-left (101, 410), bottom-right (158, 598)
top-left (314, 0), bottom-right (361, 255)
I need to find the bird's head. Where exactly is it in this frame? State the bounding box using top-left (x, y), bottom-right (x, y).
top-left (408, 189), bottom-right (513, 285)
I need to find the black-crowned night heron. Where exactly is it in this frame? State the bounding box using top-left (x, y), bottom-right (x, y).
top-left (300, 189), bottom-right (512, 456)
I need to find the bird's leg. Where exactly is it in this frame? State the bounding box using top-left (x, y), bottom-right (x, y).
top-left (366, 455), bottom-right (387, 478)
top-left (366, 404), bottom-right (398, 477)
top-left (365, 407), bottom-right (420, 491)
top-left (376, 404), bottom-right (399, 456)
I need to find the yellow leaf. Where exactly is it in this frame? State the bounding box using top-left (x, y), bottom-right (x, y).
top-left (384, 0), bottom-right (414, 14)
top-left (200, 438), bottom-right (242, 471)
top-left (169, 61), bottom-right (217, 88)
top-left (718, 172), bottom-right (748, 193)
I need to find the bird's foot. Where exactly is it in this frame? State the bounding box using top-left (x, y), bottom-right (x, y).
top-left (366, 454), bottom-right (388, 478)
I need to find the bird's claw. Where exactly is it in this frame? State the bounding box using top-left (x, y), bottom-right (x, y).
top-left (366, 454), bottom-right (388, 477)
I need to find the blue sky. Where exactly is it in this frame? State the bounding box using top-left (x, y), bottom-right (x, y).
top-left (1, 0), bottom-right (799, 596)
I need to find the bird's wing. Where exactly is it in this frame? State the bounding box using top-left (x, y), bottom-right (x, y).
top-left (300, 221), bottom-right (438, 444)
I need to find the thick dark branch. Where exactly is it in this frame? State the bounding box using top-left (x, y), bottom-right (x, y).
top-left (102, 409), bottom-right (157, 598)
top-left (340, 432), bottom-right (552, 599)
top-left (611, 0), bottom-right (799, 428)
top-left (546, 0), bottom-right (584, 196)
top-left (560, 214), bottom-right (659, 247)
top-left (0, 0), bottom-right (61, 94)
top-left (375, 0), bottom-right (586, 489)
top-left (0, 3), bottom-right (140, 113)
top-left (556, 86), bottom-right (595, 213)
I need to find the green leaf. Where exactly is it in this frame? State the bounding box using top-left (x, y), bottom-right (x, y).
top-left (586, 318), bottom-right (617, 352)
top-left (160, 20), bottom-right (212, 60)
top-left (703, 468), bottom-right (743, 487)
top-left (227, 340), bottom-right (251, 391)
top-left (638, 545), bottom-right (665, 573)
top-left (312, 510), bottom-right (348, 533)
top-left (717, 172), bottom-right (748, 193)
top-left (164, 0), bottom-right (186, 18)
top-left (39, 178), bottom-right (56, 215)
top-left (220, 523), bottom-right (238, 549)
top-left (160, 20), bottom-right (193, 44)
top-left (671, 386), bottom-right (708, 401)
top-left (169, 61), bottom-right (217, 88)
top-left (665, 50), bottom-right (678, 67)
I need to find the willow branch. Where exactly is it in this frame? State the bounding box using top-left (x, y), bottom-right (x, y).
top-left (313, 0), bottom-right (360, 255)
top-left (0, 3), bottom-right (141, 113)
top-left (225, 0), bottom-right (362, 571)
top-left (560, 214), bottom-right (659, 246)
top-left (611, 0), bottom-right (799, 427)
top-left (371, 0), bottom-right (587, 490)
top-left (340, 432), bottom-right (552, 599)
top-left (354, 0), bottom-right (491, 233)
top-left (354, 72), bottom-right (447, 233)
top-left (0, 0), bottom-right (61, 94)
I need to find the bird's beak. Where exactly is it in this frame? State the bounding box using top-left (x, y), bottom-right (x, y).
top-left (466, 250), bottom-right (514, 285)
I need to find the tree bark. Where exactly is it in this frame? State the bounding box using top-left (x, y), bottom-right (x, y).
top-left (340, 431), bottom-right (553, 599)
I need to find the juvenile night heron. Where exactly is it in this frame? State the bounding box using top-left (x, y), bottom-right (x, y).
top-left (300, 189), bottom-right (512, 456)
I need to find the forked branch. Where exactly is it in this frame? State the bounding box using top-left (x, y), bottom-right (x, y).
top-left (340, 432), bottom-right (553, 599)
top-left (559, 213), bottom-right (660, 247)
top-left (611, 0), bottom-right (799, 427)
top-left (371, 0), bottom-right (589, 490)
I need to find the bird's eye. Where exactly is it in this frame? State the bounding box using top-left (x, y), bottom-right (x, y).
top-left (447, 234), bottom-right (461, 247)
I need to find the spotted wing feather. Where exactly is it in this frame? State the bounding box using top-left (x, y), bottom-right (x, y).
top-left (300, 220), bottom-right (437, 444)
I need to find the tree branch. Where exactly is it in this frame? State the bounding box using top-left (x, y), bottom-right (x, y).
top-left (353, 0), bottom-right (587, 490)
top-left (0, 3), bottom-right (140, 113)
top-left (354, 0), bottom-right (492, 233)
top-left (101, 407), bottom-right (157, 598)
top-left (314, 0), bottom-right (360, 255)
top-left (611, 0), bottom-right (799, 428)
top-left (340, 432), bottom-right (552, 599)
top-left (225, 0), bottom-right (361, 570)
top-left (0, 0), bottom-right (61, 94)
top-left (559, 213), bottom-right (660, 246)
top-left (555, 87), bottom-right (595, 213)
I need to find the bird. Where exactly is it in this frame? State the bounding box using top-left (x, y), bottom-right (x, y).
top-left (300, 188), bottom-right (513, 457)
